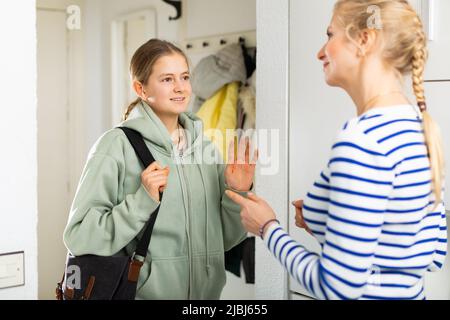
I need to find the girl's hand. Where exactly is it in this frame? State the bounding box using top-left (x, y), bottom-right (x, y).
top-left (141, 161), bottom-right (170, 202)
top-left (224, 136), bottom-right (258, 191)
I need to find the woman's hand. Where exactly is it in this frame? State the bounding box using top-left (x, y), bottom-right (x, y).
top-left (292, 200), bottom-right (312, 235)
top-left (141, 161), bottom-right (170, 202)
top-left (225, 190), bottom-right (277, 238)
top-left (224, 136), bottom-right (257, 191)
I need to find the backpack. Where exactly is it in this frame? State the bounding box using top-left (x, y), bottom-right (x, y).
top-left (56, 127), bottom-right (162, 300)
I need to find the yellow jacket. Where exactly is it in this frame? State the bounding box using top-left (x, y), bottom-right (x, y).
top-left (196, 82), bottom-right (239, 161)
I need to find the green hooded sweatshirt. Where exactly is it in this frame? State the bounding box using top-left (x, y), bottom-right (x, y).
top-left (63, 101), bottom-right (248, 299)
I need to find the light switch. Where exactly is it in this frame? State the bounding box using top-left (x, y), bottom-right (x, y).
top-left (0, 251), bottom-right (25, 289)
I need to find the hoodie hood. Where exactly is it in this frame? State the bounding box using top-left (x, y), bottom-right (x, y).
top-left (121, 101), bottom-right (205, 157)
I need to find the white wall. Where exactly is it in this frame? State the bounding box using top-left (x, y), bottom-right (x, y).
top-left (424, 0), bottom-right (450, 80)
top-left (184, 0), bottom-right (256, 39)
top-left (0, 0), bottom-right (38, 300)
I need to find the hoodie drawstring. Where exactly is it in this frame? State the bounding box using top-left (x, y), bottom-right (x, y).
top-left (198, 165), bottom-right (210, 276)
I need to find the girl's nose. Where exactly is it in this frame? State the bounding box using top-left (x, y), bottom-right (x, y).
top-left (173, 80), bottom-right (184, 93)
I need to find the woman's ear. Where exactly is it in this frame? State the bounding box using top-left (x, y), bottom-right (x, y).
top-left (357, 29), bottom-right (378, 57)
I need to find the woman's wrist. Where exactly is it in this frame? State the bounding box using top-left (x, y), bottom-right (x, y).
top-left (259, 218), bottom-right (280, 240)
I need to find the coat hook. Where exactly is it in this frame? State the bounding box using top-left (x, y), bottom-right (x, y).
top-left (202, 41), bottom-right (209, 48)
top-left (239, 36), bottom-right (246, 44)
top-left (186, 43), bottom-right (193, 49)
top-left (220, 39), bottom-right (227, 45)
top-left (162, 0), bottom-right (182, 21)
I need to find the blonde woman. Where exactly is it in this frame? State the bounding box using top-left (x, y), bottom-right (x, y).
top-left (228, 0), bottom-right (447, 300)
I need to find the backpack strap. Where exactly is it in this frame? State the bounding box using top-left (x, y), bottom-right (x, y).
top-left (118, 127), bottom-right (163, 260)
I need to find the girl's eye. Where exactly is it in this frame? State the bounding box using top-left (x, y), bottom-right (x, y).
top-left (183, 75), bottom-right (190, 81)
top-left (327, 32), bottom-right (333, 39)
top-left (162, 78), bottom-right (173, 82)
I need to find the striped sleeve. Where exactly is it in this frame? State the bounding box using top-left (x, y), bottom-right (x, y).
top-left (264, 129), bottom-right (395, 299)
top-left (428, 200), bottom-right (448, 272)
top-left (303, 167), bottom-right (331, 246)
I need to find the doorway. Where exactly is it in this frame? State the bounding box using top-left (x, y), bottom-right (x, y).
top-left (36, 0), bottom-right (84, 299)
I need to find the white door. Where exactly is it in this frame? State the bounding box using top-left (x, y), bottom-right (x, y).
top-left (422, 81), bottom-right (450, 300)
top-left (37, 8), bottom-right (71, 300)
top-left (423, 0), bottom-right (450, 80)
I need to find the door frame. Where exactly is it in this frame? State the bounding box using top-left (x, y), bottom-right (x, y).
top-left (111, 9), bottom-right (157, 127)
top-left (255, 0), bottom-right (290, 300)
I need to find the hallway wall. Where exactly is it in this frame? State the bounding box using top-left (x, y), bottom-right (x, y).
top-left (0, 0), bottom-right (38, 300)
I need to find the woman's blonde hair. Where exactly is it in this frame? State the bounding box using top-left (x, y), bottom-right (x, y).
top-left (123, 39), bottom-right (189, 121)
top-left (334, 0), bottom-right (445, 204)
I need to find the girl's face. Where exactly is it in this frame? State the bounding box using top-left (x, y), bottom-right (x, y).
top-left (142, 53), bottom-right (192, 117)
top-left (317, 16), bottom-right (360, 88)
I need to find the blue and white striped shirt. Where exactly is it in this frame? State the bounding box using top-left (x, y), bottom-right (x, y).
top-left (265, 104), bottom-right (447, 300)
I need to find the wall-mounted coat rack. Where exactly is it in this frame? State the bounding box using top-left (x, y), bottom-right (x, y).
top-left (182, 30), bottom-right (256, 54)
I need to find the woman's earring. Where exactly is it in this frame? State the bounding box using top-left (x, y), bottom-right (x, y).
top-left (359, 48), bottom-right (366, 57)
